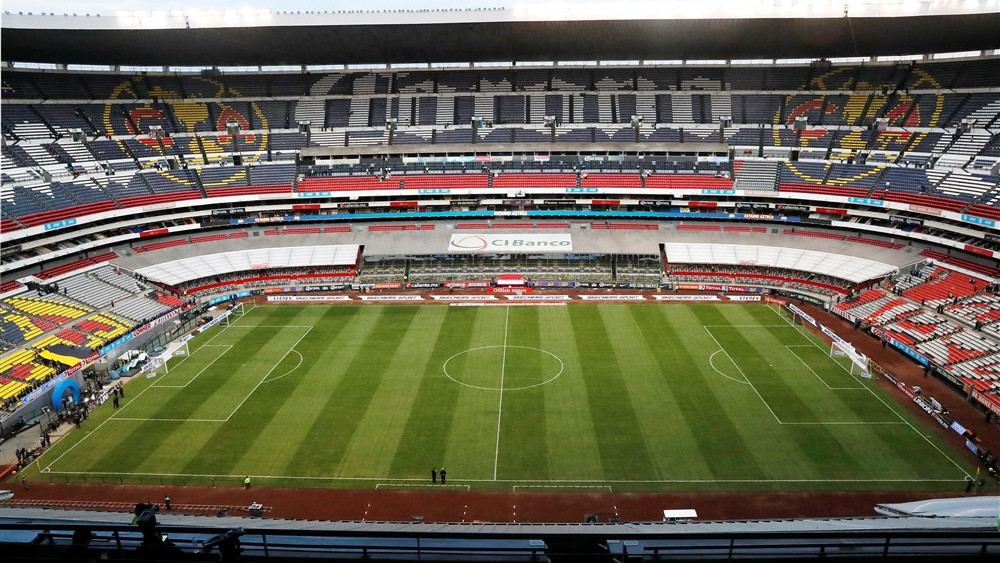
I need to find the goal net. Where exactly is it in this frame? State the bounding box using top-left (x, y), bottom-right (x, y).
top-left (138, 355), bottom-right (167, 378)
top-left (221, 302), bottom-right (245, 327)
top-left (783, 306), bottom-right (804, 325)
top-left (830, 340), bottom-right (870, 377)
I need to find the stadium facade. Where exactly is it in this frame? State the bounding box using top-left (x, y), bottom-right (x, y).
top-left (2, 3), bottom-right (1000, 561)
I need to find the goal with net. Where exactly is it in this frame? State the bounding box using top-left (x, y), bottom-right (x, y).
top-left (221, 302), bottom-right (245, 327)
top-left (830, 339), bottom-right (870, 376)
top-left (137, 355), bottom-right (168, 379)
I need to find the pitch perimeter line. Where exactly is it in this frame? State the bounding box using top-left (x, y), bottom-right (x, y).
top-left (198, 304), bottom-right (261, 345)
top-left (38, 469), bottom-right (964, 484)
top-left (38, 374), bottom-right (162, 473)
top-left (493, 306), bottom-right (509, 481)
top-left (769, 304), bottom-right (972, 479)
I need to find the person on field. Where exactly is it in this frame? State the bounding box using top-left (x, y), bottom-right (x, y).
top-left (164, 495), bottom-right (171, 510)
top-left (431, 467), bottom-right (437, 484)
top-left (244, 476), bottom-right (251, 490)
top-left (440, 468), bottom-right (446, 484)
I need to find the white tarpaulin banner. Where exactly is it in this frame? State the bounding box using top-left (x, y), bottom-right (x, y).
top-left (359, 295), bottom-right (424, 301)
top-left (579, 295), bottom-right (647, 300)
top-left (448, 233), bottom-right (572, 253)
top-left (431, 295), bottom-right (499, 300)
top-left (505, 294), bottom-right (571, 300)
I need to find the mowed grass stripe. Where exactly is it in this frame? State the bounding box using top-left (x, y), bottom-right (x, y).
top-left (217, 306), bottom-right (357, 477)
top-left (388, 306), bottom-right (480, 478)
top-left (651, 305), bottom-right (772, 481)
top-left (534, 306), bottom-right (604, 481)
top-left (497, 306), bottom-right (550, 480)
top-left (567, 305), bottom-right (656, 481)
top-left (283, 306), bottom-right (418, 477)
top-left (602, 305), bottom-right (694, 480)
top-left (442, 307), bottom-right (511, 480)
top-left (337, 306), bottom-right (451, 477)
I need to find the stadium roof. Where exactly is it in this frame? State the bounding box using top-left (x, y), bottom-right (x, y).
top-left (134, 245), bottom-right (361, 285)
top-left (662, 243), bottom-right (898, 283)
top-left (3, 3), bottom-right (1000, 66)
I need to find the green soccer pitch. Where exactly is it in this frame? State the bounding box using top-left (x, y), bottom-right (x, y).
top-left (29, 302), bottom-right (975, 492)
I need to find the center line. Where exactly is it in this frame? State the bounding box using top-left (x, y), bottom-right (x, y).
top-left (493, 306), bottom-right (510, 481)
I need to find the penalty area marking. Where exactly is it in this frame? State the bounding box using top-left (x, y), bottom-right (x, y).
top-left (708, 350), bottom-right (751, 386)
top-left (703, 325), bottom-right (782, 424)
top-left (703, 326), bottom-right (908, 426)
top-left (150, 345), bottom-right (233, 389)
top-left (767, 303), bottom-right (972, 480)
top-left (39, 326), bottom-right (311, 472)
top-left (261, 350), bottom-right (304, 384)
top-left (784, 345), bottom-right (865, 391)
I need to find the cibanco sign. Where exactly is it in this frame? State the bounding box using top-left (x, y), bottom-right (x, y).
top-left (448, 234), bottom-right (573, 253)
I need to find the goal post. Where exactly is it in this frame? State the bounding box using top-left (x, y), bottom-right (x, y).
top-left (138, 355), bottom-right (167, 378)
top-left (786, 306), bottom-right (804, 325)
top-left (780, 303), bottom-right (805, 325)
top-left (830, 339), bottom-right (870, 376)
top-left (221, 302), bottom-right (245, 327)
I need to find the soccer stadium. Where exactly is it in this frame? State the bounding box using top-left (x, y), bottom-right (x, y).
top-left (1, 0), bottom-right (1000, 560)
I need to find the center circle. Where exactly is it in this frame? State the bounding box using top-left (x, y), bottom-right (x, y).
top-left (443, 346), bottom-right (564, 391)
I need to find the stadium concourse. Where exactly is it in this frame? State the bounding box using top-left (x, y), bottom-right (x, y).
top-left (3, 2), bottom-right (1000, 561)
